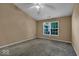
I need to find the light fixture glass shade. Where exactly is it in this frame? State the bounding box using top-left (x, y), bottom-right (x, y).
top-left (35, 5), bottom-right (40, 9)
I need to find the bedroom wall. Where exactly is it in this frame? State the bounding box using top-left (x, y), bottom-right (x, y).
top-left (72, 4), bottom-right (79, 55)
top-left (0, 4), bottom-right (36, 46)
top-left (36, 16), bottom-right (72, 43)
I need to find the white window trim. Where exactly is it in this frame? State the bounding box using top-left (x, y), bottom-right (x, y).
top-left (43, 22), bottom-right (51, 36)
top-left (43, 21), bottom-right (59, 36)
top-left (51, 21), bottom-right (59, 36)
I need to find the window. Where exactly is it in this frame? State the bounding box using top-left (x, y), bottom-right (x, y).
top-left (43, 21), bottom-right (59, 36)
top-left (43, 22), bottom-right (51, 35)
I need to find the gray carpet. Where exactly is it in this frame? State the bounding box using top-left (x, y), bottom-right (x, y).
top-left (0, 39), bottom-right (76, 56)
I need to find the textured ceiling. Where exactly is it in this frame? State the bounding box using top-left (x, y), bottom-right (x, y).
top-left (15, 3), bottom-right (74, 20)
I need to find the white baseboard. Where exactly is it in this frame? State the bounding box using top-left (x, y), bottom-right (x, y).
top-left (72, 43), bottom-right (78, 56)
top-left (0, 37), bottom-right (71, 49)
top-left (37, 37), bottom-right (72, 43)
top-left (0, 37), bottom-right (35, 49)
top-left (52, 39), bottom-right (72, 43)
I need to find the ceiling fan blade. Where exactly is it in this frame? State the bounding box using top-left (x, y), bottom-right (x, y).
top-left (28, 6), bottom-right (36, 9)
top-left (15, 3), bottom-right (35, 9)
top-left (23, 3), bottom-right (35, 8)
top-left (27, 5), bottom-right (41, 16)
top-left (44, 4), bottom-right (56, 10)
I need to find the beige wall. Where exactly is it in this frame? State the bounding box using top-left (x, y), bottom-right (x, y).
top-left (72, 4), bottom-right (79, 55)
top-left (0, 4), bottom-right (36, 46)
top-left (36, 16), bottom-right (72, 43)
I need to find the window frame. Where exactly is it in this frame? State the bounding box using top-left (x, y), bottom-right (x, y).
top-left (43, 21), bottom-right (59, 36)
top-left (51, 21), bottom-right (59, 36)
top-left (43, 22), bottom-right (51, 36)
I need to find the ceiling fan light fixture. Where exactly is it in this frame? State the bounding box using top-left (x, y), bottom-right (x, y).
top-left (35, 5), bottom-right (40, 9)
top-left (33, 3), bottom-right (43, 15)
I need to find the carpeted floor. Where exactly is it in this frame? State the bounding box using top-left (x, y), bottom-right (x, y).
top-left (0, 39), bottom-right (76, 56)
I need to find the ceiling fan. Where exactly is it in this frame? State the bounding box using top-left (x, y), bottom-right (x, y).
top-left (25, 3), bottom-right (56, 15)
top-left (34, 3), bottom-right (42, 15)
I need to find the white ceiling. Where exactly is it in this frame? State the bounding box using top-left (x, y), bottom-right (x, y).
top-left (15, 3), bottom-right (74, 20)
